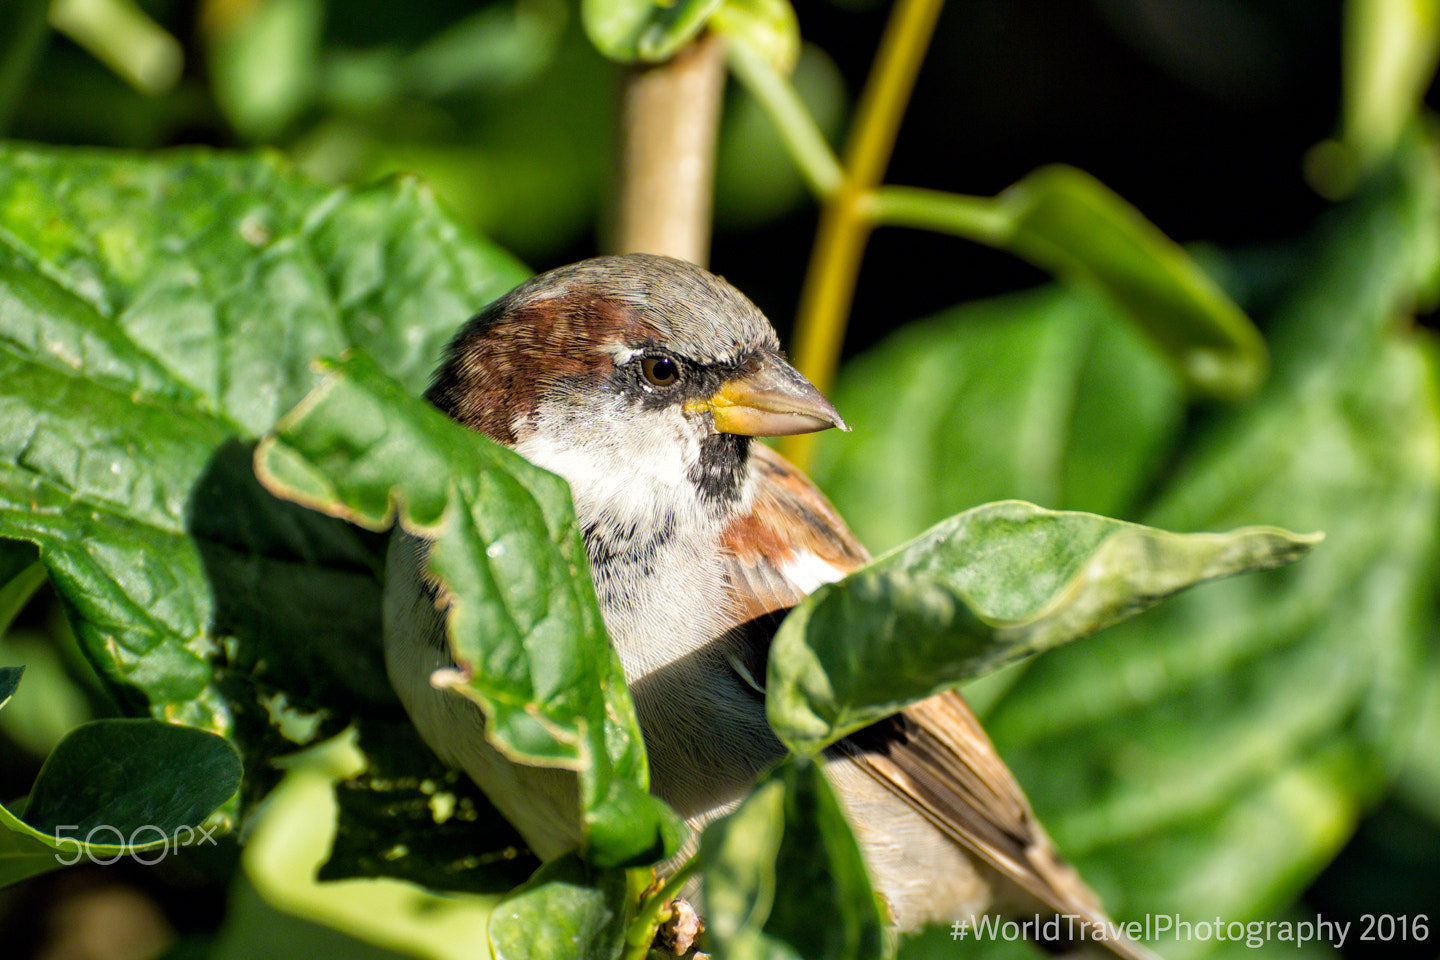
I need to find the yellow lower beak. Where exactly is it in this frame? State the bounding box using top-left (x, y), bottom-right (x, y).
top-left (686, 358), bottom-right (848, 437)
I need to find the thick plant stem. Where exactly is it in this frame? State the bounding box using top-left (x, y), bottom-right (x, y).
top-left (782, 0), bottom-right (947, 468)
top-left (610, 31), bottom-right (727, 267)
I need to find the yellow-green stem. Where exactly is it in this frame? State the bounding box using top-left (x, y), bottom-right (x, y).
top-left (782, 0), bottom-right (948, 468)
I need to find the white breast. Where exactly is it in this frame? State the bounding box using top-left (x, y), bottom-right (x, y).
top-left (513, 403), bottom-right (739, 681)
top-left (513, 402), bottom-right (780, 823)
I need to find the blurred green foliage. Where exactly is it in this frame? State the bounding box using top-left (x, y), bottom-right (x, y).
top-left (0, 0), bottom-right (842, 267)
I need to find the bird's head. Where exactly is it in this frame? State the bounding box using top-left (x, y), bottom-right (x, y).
top-left (427, 253), bottom-right (845, 513)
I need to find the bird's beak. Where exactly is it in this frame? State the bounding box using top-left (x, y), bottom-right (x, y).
top-left (686, 357), bottom-right (849, 437)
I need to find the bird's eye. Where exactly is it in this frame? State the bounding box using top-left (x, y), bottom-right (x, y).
top-left (641, 356), bottom-right (682, 388)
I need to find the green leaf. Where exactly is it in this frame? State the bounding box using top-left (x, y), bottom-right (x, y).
top-left (255, 352), bottom-right (682, 866)
top-left (487, 853), bottom-right (629, 960)
top-left (0, 717), bottom-right (241, 887)
top-left (998, 164), bottom-right (1268, 399)
top-left (698, 758), bottom-right (883, 960)
top-left (0, 144), bottom-right (526, 713)
top-left (768, 501), bottom-right (1318, 755)
top-left (0, 142), bottom-right (527, 863)
top-left (581, 0), bottom-right (722, 62)
top-left (23, 718), bottom-right (241, 833)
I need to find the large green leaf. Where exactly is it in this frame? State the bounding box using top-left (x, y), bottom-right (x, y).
top-left (767, 501), bottom-right (1317, 756)
top-left (698, 758), bottom-right (883, 960)
top-left (0, 144), bottom-right (529, 865)
top-left (255, 352), bottom-right (683, 867)
top-left (22, 718), bottom-right (241, 834)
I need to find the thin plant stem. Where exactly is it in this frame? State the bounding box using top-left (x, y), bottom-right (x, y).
top-left (725, 39), bottom-right (843, 198)
top-left (782, 0), bottom-right (948, 468)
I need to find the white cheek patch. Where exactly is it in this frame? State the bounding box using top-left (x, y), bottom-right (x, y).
top-left (779, 550), bottom-right (850, 596)
top-left (513, 407), bottom-right (695, 521)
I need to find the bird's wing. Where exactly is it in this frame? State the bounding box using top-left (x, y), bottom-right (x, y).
top-left (717, 444), bottom-right (1149, 958)
top-left (719, 442), bottom-right (870, 610)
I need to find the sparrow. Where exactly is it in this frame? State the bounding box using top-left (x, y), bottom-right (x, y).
top-left (383, 253), bottom-right (1155, 958)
